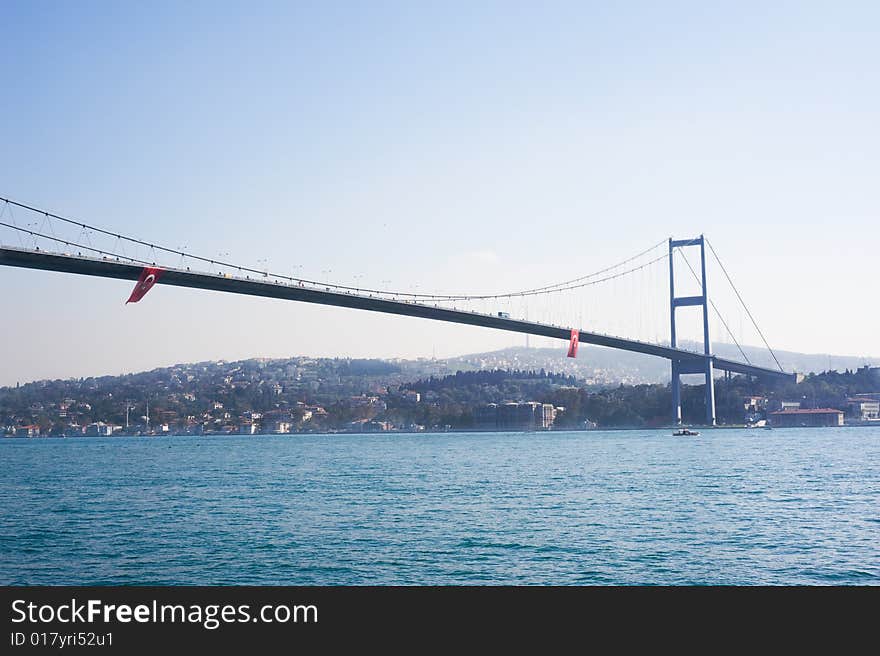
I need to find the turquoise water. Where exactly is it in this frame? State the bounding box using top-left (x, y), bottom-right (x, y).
top-left (1, 428), bottom-right (878, 585)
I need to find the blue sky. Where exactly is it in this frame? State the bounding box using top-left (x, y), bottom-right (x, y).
top-left (1, 1), bottom-right (878, 385)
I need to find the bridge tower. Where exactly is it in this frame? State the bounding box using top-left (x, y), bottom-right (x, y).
top-left (669, 236), bottom-right (716, 426)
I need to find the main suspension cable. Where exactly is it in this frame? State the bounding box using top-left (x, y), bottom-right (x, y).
top-left (0, 195), bottom-right (669, 302)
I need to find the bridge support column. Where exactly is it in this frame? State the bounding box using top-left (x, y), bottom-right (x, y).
top-left (671, 361), bottom-right (682, 425)
top-left (700, 237), bottom-right (716, 426)
top-left (705, 359), bottom-right (716, 426)
top-left (670, 235), bottom-right (717, 426)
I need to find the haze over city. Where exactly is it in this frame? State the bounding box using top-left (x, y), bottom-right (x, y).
top-left (2, 1), bottom-right (877, 387)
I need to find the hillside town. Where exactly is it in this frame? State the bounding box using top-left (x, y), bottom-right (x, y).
top-left (2, 353), bottom-right (878, 437)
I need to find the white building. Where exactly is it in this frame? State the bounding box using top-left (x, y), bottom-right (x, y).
top-left (84, 422), bottom-right (121, 436)
top-left (847, 398), bottom-right (880, 421)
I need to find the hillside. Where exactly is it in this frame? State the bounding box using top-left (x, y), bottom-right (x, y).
top-left (2, 345), bottom-right (878, 435)
top-left (448, 343), bottom-right (880, 384)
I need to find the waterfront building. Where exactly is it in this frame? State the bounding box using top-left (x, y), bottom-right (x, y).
top-left (743, 396), bottom-right (770, 424)
top-left (269, 420), bottom-right (292, 434)
top-left (846, 398), bottom-right (880, 421)
top-left (539, 403), bottom-right (556, 429)
top-left (768, 408), bottom-right (844, 427)
top-left (475, 402), bottom-right (557, 431)
top-left (474, 403), bottom-right (498, 430)
top-left (498, 402), bottom-right (531, 430)
top-left (84, 422), bottom-right (122, 436)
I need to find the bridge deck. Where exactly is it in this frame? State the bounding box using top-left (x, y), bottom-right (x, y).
top-left (0, 246), bottom-right (794, 382)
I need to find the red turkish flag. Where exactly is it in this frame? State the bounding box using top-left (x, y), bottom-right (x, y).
top-left (567, 329), bottom-right (579, 358)
top-left (126, 267), bottom-right (164, 304)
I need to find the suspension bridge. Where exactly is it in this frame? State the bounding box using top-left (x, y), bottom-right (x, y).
top-left (0, 196), bottom-right (798, 425)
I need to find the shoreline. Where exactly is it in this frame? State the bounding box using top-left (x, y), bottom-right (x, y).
top-left (4, 423), bottom-right (879, 439)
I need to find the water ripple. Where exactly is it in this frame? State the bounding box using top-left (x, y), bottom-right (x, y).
top-left (1, 428), bottom-right (878, 585)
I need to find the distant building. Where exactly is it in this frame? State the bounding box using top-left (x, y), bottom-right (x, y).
top-left (846, 398), bottom-right (880, 421)
top-left (743, 396), bottom-right (768, 424)
top-left (348, 419), bottom-right (392, 432)
top-left (769, 408), bottom-right (844, 427)
top-left (538, 403), bottom-right (556, 429)
top-left (499, 402), bottom-right (530, 430)
top-left (269, 420), bottom-right (292, 434)
top-left (475, 402), bottom-right (556, 431)
top-left (474, 404), bottom-right (498, 430)
top-left (84, 422), bottom-right (121, 436)
top-left (365, 420), bottom-right (392, 431)
top-left (350, 395), bottom-right (386, 410)
top-left (14, 425), bottom-right (40, 438)
top-left (768, 400), bottom-right (801, 413)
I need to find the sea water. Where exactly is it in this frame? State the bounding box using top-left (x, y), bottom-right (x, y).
top-left (1, 428), bottom-right (878, 585)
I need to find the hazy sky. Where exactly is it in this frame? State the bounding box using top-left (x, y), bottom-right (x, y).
top-left (1, 1), bottom-right (878, 386)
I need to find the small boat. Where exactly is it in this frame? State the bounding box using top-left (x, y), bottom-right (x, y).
top-left (673, 428), bottom-right (700, 436)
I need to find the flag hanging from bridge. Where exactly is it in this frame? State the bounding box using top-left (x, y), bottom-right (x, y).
top-left (126, 266), bottom-right (164, 304)
top-left (567, 329), bottom-right (579, 358)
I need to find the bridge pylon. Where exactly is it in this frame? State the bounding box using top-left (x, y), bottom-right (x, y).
top-left (669, 236), bottom-right (716, 426)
